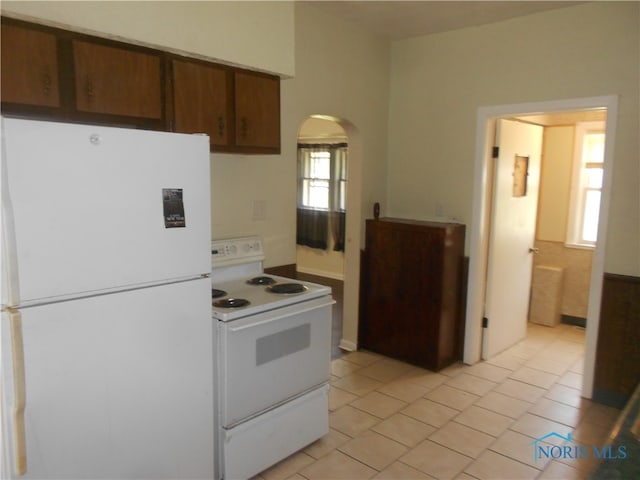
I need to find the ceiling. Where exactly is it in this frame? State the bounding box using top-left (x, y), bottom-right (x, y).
top-left (306, 1), bottom-right (584, 40)
top-left (304, 1), bottom-right (604, 125)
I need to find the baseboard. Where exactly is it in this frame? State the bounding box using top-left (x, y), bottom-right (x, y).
top-left (264, 264), bottom-right (297, 278)
top-left (296, 266), bottom-right (344, 281)
top-left (561, 314), bottom-right (586, 328)
top-left (592, 388), bottom-right (629, 409)
top-left (339, 339), bottom-right (357, 352)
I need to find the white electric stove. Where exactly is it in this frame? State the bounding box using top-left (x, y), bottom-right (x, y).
top-left (211, 236), bottom-right (334, 480)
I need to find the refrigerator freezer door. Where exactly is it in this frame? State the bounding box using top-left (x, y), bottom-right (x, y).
top-left (0, 278), bottom-right (215, 479)
top-left (1, 117), bottom-right (210, 306)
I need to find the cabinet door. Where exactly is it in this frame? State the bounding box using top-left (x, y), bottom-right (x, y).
top-left (1, 23), bottom-right (60, 108)
top-left (73, 40), bottom-right (162, 119)
top-left (363, 223), bottom-right (444, 367)
top-left (359, 219), bottom-right (469, 371)
top-left (172, 59), bottom-right (231, 147)
top-left (234, 72), bottom-right (280, 151)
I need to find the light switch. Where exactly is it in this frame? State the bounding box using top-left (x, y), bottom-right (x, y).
top-left (252, 200), bottom-right (266, 221)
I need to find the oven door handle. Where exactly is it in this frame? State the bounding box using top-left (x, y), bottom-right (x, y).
top-left (225, 297), bottom-right (335, 332)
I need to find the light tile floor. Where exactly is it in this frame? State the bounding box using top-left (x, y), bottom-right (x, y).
top-left (256, 323), bottom-right (621, 480)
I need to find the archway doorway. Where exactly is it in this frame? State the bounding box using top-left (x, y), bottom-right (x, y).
top-left (296, 118), bottom-right (347, 280)
top-left (295, 115), bottom-right (363, 357)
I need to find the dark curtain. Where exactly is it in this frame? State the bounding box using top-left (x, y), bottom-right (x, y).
top-left (296, 208), bottom-right (329, 249)
top-left (330, 211), bottom-right (346, 251)
top-left (297, 143), bottom-right (347, 251)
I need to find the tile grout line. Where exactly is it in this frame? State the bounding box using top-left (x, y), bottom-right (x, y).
top-left (268, 326), bottom-right (604, 479)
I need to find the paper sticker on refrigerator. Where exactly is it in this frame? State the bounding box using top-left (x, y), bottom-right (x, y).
top-left (163, 188), bottom-right (186, 228)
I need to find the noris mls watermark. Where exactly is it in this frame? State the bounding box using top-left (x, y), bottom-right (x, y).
top-left (532, 432), bottom-right (628, 462)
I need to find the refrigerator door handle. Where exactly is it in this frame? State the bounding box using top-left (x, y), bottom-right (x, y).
top-left (9, 308), bottom-right (27, 475)
top-left (1, 118), bottom-right (21, 307)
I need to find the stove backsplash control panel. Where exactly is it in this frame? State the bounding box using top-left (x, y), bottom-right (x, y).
top-left (211, 236), bottom-right (264, 267)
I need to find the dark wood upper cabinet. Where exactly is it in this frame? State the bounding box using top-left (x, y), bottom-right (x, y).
top-left (170, 60), bottom-right (281, 153)
top-left (171, 59), bottom-right (232, 147)
top-left (234, 71), bottom-right (280, 151)
top-left (1, 17), bottom-right (281, 153)
top-left (73, 40), bottom-right (163, 120)
top-left (1, 22), bottom-right (61, 108)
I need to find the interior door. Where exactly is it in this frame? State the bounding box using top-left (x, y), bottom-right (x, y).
top-left (483, 119), bottom-right (543, 359)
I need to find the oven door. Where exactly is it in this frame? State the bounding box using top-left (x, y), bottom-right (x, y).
top-left (218, 295), bottom-right (334, 428)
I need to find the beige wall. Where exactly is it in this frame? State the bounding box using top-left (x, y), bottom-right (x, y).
top-left (1, 1), bottom-right (391, 275)
top-left (283, 4), bottom-right (390, 347)
top-left (534, 125), bottom-right (593, 319)
top-left (1, 1), bottom-right (295, 76)
top-left (537, 126), bottom-right (574, 242)
top-left (0, 1), bottom-right (391, 348)
top-left (211, 3), bottom-right (390, 279)
top-left (387, 1), bottom-right (639, 277)
top-left (3, 1), bottom-right (637, 344)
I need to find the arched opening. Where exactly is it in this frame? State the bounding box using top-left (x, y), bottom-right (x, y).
top-left (296, 118), bottom-right (348, 279)
top-left (295, 115), bottom-right (363, 356)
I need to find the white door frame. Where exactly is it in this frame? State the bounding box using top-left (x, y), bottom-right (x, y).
top-left (463, 95), bottom-right (619, 399)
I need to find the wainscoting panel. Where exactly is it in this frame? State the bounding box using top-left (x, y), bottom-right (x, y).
top-left (593, 273), bottom-right (640, 408)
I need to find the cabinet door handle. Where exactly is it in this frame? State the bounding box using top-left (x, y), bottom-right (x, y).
top-left (42, 69), bottom-right (52, 96)
top-left (86, 76), bottom-right (94, 101)
top-left (241, 117), bottom-right (248, 138)
top-left (218, 116), bottom-right (225, 137)
top-left (9, 309), bottom-right (27, 476)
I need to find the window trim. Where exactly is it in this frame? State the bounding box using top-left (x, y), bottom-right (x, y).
top-left (565, 121), bottom-right (605, 249)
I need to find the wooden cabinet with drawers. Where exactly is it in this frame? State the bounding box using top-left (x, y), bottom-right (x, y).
top-left (359, 218), bottom-right (466, 371)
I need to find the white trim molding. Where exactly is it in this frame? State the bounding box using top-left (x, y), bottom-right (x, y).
top-left (464, 95), bottom-right (619, 402)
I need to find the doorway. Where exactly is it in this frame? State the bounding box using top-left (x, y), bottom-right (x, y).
top-left (464, 96), bottom-right (619, 399)
top-left (296, 117), bottom-right (347, 280)
top-left (295, 115), bottom-right (359, 358)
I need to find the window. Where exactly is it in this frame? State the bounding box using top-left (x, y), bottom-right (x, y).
top-left (567, 122), bottom-right (605, 247)
top-left (300, 150), bottom-right (331, 209)
top-left (297, 143), bottom-right (347, 251)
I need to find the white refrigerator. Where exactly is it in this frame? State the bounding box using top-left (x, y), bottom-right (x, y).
top-left (0, 117), bottom-right (216, 479)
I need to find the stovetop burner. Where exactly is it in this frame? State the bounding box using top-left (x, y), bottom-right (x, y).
top-left (213, 298), bottom-right (250, 309)
top-left (212, 288), bottom-right (227, 299)
top-left (267, 283), bottom-right (308, 295)
top-left (247, 276), bottom-right (277, 286)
